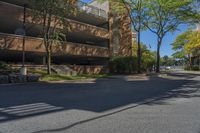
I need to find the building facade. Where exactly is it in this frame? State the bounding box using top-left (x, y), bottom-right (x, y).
top-left (0, 0), bottom-right (132, 74)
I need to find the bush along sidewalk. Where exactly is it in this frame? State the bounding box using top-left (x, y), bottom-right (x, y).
top-left (109, 56), bottom-right (155, 74)
top-left (184, 65), bottom-right (200, 71)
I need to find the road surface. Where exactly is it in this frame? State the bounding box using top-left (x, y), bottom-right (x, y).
top-left (0, 71), bottom-right (200, 133)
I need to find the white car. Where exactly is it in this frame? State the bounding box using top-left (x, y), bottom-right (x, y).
top-left (165, 66), bottom-right (171, 70)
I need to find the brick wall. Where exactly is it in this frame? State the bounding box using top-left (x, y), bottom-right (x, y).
top-left (109, 2), bottom-right (132, 57)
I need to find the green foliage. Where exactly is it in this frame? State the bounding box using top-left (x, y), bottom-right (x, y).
top-left (172, 27), bottom-right (200, 68)
top-left (29, 0), bottom-right (76, 75)
top-left (145, 0), bottom-right (193, 33)
top-left (40, 74), bottom-right (112, 81)
top-left (160, 56), bottom-right (177, 66)
top-left (110, 56), bottom-right (138, 74)
top-left (99, 0), bottom-right (148, 73)
top-left (172, 51), bottom-right (186, 59)
top-left (172, 29), bottom-right (192, 51)
top-left (184, 31), bottom-right (200, 54)
top-left (0, 61), bottom-right (8, 70)
top-left (0, 62), bottom-right (15, 74)
top-left (110, 43), bottom-right (156, 74)
top-left (141, 45), bottom-right (156, 71)
top-left (28, 69), bottom-right (112, 81)
top-left (144, 0), bottom-right (195, 72)
top-left (132, 43), bottom-right (156, 71)
top-left (119, 0), bottom-right (148, 32)
top-left (191, 66), bottom-right (200, 71)
top-left (184, 66), bottom-right (200, 71)
top-left (98, 0), bottom-right (126, 12)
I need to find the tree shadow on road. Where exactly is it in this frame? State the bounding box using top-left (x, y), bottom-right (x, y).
top-left (0, 73), bottom-right (199, 132)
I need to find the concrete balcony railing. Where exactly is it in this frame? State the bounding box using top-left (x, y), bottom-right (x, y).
top-left (0, 1), bottom-right (109, 39)
top-left (0, 0), bottom-right (108, 19)
top-left (68, 19), bottom-right (109, 39)
top-left (77, 1), bottom-right (108, 19)
top-left (0, 33), bottom-right (109, 57)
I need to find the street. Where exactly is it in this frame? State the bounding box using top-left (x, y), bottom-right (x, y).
top-left (0, 72), bottom-right (200, 133)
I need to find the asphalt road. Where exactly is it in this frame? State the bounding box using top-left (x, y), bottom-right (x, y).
top-left (0, 72), bottom-right (200, 133)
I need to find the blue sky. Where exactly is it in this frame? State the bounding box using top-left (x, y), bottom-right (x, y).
top-left (141, 24), bottom-right (188, 57)
top-left (82, 0), bottom-right (189, 57)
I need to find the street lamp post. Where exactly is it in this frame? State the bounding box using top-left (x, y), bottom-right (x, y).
top-left (20, 4), bottom-right (27, 75)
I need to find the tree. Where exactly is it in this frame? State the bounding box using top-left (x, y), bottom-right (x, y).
top-left (98, 0), bottom-right (148, 73)
top-left (171, 28), bottom-right (191, 63)
top-left (30, 0), bottom-right (76, 74)
top-left (172, 28), bottom-right (200, 67)
top-left (132, 42), bottom-right (156, 71)
top-left (160, 55), bottom-right (177, 66)
top-left (141, 46), bottom-right (156, 71)
top-left (121, 0), bottom-right (148, 73)
top-left (144, 0), bottom-right (194, 73)
top-left (184, 31), bottom-right (200, 54)
top-left (161, 55), bottom-right (169, 66)
top-left (189, 0), bottom-right (200, 23)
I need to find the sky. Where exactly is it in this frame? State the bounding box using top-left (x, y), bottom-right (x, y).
top-left (141, 24), bottom-right (188, 57)
top-left (81, 0), bottom-right (189, 57)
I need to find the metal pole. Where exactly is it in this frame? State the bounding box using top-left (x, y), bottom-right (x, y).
top-left (22, 4), bottom-right (26, 67)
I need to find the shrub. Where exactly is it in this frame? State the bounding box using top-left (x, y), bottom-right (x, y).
top-left (184, 65), bottom-right (200, 71)
top-left (191, 66), bottom-right (199, 71)
top-left (0, 61), bottom-right (8, 70)
top-left (184, 66), bottom-right (190, 71)
top-left (110, 55), bottom-right (156, 74)
top-left (141, 57), bottom-right (156, 72)
top-left (110, 56), bottom-right (137, 74)
top-left (0, 61), bottom-right (14, 74)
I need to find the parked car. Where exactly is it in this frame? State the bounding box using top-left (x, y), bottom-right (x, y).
top-left (165, 66), bottom-right (171, 70)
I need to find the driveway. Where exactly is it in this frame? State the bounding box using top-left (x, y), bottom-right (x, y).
top-left (0, 72), bottom-right (200, 133)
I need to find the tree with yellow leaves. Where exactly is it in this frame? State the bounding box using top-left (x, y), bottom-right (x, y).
top-left (172, 28), bottom-right (200, 68)
top-left (184, 31), bottom-right (200, 54)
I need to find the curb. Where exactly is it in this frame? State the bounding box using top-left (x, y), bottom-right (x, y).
top-left (0, 81), bottom-right (42, 86)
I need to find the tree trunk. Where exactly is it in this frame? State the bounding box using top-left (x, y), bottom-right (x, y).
top-left (46, 13), bottom-right (52, 75)
top-left (156, 38), bottom-right (162, 73)
top-left (137, 31), bottom-right (141, 73)
top-left (188, 54), bottom-right (192, 70)
top-left (47, 50), bottom-right (51, 75)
